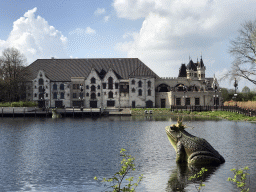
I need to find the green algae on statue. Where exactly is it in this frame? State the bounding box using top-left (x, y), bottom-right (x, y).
top-left (52, 108), bottom-right (62, 118)
top-left (165, 119), bottom-right (225, 165)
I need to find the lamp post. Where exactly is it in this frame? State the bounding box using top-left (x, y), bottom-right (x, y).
top-left (79, 84), bottom-right (84, 111)
top-left (234, 78), bottom-right (238, 107)
top-left (213, 83), bottom-right (218, 110)
top-left (183, 85), bottom-right (187, 106)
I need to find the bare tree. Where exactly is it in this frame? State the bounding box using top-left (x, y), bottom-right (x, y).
top-left (225, 20), bottom-right (256, 85)
top-left (0, 48), bottom-right (29, 102)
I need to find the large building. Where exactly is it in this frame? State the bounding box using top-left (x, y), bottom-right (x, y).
top-left (25, 57), bottom-right (221, 108)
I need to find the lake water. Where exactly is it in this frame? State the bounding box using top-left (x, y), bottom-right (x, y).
top-left (0, 116), bottom-right (255, 192)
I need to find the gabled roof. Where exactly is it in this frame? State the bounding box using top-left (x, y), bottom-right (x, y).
top-left (26, 58), bottom-right (159, 81)
top-left (178, 64), bottom-right (187, 77)
top-left (187, 59), bottom-right (197, 71)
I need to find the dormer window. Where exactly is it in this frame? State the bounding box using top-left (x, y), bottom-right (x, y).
top-left (91, 77), bottom-right (96, 84)
top-left (39, 78), bottom-right (44, 85)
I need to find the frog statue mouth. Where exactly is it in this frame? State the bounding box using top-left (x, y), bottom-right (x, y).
top-left (165, 125), bottom-right (179, 151)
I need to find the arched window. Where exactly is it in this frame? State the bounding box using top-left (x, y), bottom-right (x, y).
top-left (108, 77), bottom-right (113, 89)
top-left (132, 88), bottom-right (135, 93)
top-left (60, 84), bottom-right (64, 90)
top-left (61, 92), bottom-right (64, 99)
top-left (86, 85), bottom-right (89, 89)
top-left (148, 89), bottom-right (151, 96)
top-left (39, 78), bottom-right (44, 85)
top-left (98, 93), bottom-right (100, 97)
top-left (91, 77), bottom-right (96, 84)
top-left (147, 81), bottom-right (151, 88)
top-left (91, 85), bottom-right (96, 92)
top-left (131, 79), bottom-right (135, 85)
top-left (86, 93), bottom-right (89, 97)
top-left (138, 81), bottom-right (142, 87)
top-left (138, 89), bottom-right (142, 96)
top-left (53, 92), bottom-right (57, 99)
top-left (97, 85), bottom-right (100, 89)
top-left (108, 91), bottom-right (113, 98)
top-left (91, 93), bottom-right (96, 99)
top-left (53, 83), bottom-right (57, 90)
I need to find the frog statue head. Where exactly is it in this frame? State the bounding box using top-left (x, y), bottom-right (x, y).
top-left (165, 119), bottom-right (186, 151)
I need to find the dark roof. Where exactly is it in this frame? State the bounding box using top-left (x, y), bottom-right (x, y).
top-left (199, 58), bottom-right (205, 68)
top-left (178, 64), bottom-right (187, 77)
top-left (187, 59), bottom-right (197, 71)
top-left (26, 58), bottom-right (159, 81)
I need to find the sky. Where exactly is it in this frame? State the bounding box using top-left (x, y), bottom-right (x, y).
top-left (0, 0), bottom-right (256, 91)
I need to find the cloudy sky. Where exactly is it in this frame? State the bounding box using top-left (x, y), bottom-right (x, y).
top-left (0, 0), bottom-right (256, 90)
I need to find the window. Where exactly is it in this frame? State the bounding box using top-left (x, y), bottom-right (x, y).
top-left (138, 89), bottom-right (142, 96)
top-left (176, 98), bottom-right (181, 105)
top-left (60, 84), bottom-right (64, 90)
top-left (61, 92), bottom-right (64, 99)
top-left (147, 81), bottom-right (151, 88)
top-left (46, 93), bottom-right (48, 97)
top-left (195, 98), bottom-right (200, 105)
top-left (73, 93), bottom-right (77, 98)
top-left (91, 93), bottom-right (96, 99)
top-left (132, 88), bottom-right (135, 93)
top-left (40, 73), bottom-right (42, 77)
top-left (35, 86), bottom-right (37, 89)
top-left (115, 83), bottom-right (119, 89)
top-left (148, 89), bottom-right (151, 96)
top-left (34, 93), bottom-right (37, 98)
top-left (131, 79), bottom-right (135, 85)
top-left (39, 86), bottom-right (44, 92)
top-left (53, 84), bottom-right (57, 90)
top-left (91, 77), bottom-right (96, 84)
top-left (98, 93), bottom-right (100, 97)
top-left (53, 92), bottom-right (57, 99)
top-left (108, 77), bottom-right (113, 89)
top-left (79, 93), bottom-right (83, 98)
top-left (91, 85), bottom-right (96, 92)
top-left (103, 83), bottom-right (106, 89)
top-left (97, 85), bottom-right (100, 89)
top-left (39, 78), bottom-right (44, 85)
top-left (86, 85), bottom-right (89, 89)
top-left (86, 93), bottom-right (89, 97)
top-left (194, 73), bottom-right (197, 77)
top-left (138, 81), bottom-right (142, 87)
top-left (108, 91), bottom-right (113, 98)
top-left (104, 92), bottom-right (106, 95)
top-left (73, 84), bottom-right (77, 90)
top-left (185, 98), bottom-right (190, 106)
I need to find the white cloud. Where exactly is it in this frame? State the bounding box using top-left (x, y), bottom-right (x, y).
top-left (113, 0), bottom-right (256, 84)
top-left (104, 15), bottom-right (110, 22)
top-left (94, 8), bottom-right (106, 16)
top-left (0, 7), bottom-right (67, 64)
top-left (69, 27), bottom-right (96, 35)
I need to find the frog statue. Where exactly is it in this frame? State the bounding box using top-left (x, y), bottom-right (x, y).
top-left (165, 120), bottom-right (225, 165)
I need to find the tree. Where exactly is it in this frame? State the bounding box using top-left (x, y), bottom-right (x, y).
top-left (225, 20), bottom-right (256, 85)
top-left (242, 86), bottom-right (250, 93)
top-left (0, 48), bottom-right (29, 102)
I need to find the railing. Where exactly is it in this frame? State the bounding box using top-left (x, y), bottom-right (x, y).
top-left (170, 105), bottom-right (256, 117)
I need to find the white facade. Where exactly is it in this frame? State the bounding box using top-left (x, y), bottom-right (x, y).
top-left (27, 58), bottom-right (222, 108)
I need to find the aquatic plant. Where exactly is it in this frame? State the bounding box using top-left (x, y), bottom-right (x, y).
top-left (94, 148), bottom-right (143, 192)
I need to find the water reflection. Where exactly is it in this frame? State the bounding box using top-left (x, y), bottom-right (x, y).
top-left (166, 163), bottom-right (221, 192)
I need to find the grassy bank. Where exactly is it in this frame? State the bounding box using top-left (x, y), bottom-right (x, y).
top-left (131, 108), bottom-right (256, 121)
top-left (0, 101), bottom-right (38, 107)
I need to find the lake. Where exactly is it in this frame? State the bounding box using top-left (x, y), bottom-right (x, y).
top-left (0, 116), bottom-right (255, 191)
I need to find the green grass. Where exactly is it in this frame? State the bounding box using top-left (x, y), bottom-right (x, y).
top-left (131, 108), bottom-right (256, 121)
top-left (0, 101), bottom-right (38, 107)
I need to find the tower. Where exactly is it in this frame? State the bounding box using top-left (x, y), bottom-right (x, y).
top-left (197, 56), bottom-right (206, 80)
